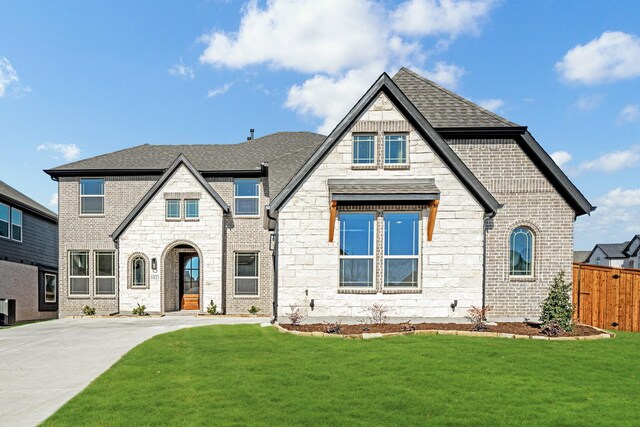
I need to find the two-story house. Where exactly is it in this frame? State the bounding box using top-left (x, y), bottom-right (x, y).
top-left (0, 180), bottom-right (58, 321)
top-left (45, 68), bottom-right (594, 321)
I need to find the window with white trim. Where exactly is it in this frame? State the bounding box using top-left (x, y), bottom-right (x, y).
top-left (0, 202), bottom-right (9, 239)
top-left (95, 251), bottom-right (116, 295)
top-left (185, 199), bottom-right (199, 219)
top-left (339, 212), bottom-right (375, 287)
top-left (383, 212), bottom-right (420, 287)
top-left (69, 251), bottom-right (89, 295)
top-left (44, 274), bottom-right (57, 303)
top-left (132, 256), bottom-right (147, 288)
top-left (384, 134), bottom-right (408, 164)
top-left (80, 178), bottom-right (105, 215)
top-left (11, 207), bottom-right (22, 242)
top-left (352, 134), bottom-right (375, 164)
top-left (510, 227), bottom-right (534, 276)
top-left (234, 179), bottom-right (259, 216)
top-left (235, 252), bottom-right (259, 296)
top-left (166, 199), bottom-right (180, 219)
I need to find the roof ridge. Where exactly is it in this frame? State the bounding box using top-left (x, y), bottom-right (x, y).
top-left (396, 67), bottom-right (516, 127)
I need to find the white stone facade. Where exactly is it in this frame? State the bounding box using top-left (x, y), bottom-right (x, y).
top-left (117, 165), bottom-right (224, 312)
top-left (277, 94), bottom-right (485, 320)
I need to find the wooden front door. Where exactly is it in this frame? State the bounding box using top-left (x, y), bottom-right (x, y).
top-left (180, 253), bottom-right (200, 310)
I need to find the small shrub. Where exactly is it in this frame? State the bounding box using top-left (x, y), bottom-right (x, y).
top-left (364, 303), bottom-right (389, 325)
top-left (248, 305), bottom-right (261, 315)
top-left (132, 303), bottom-right (147, 316)
top-left (401, 324), bottom-right (416, 332)
top-left (82, 305), bottom-right (96, 316)
top-left (540, 271), bottom-right (574, 332)
top-left (207, 300), bottom-right (218, 315)
top-left (287, 304), bottom-right (304, 326)
top-left (541, 320), bottom-right (563, 337)
top-left (324, 321), bottom-right (342, 334)
top-left (466, 305), bottom-right (493, 332)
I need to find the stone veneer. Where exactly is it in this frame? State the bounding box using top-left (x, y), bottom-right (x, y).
top-left (448, 138), bottom-right (574, 318)
top-left (276, 94), bottom-right (485, 320)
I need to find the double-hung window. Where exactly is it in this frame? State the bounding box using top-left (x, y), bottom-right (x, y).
top-left (235, 252), bottom-right (259, 296)
top-left (352, 134), bottom-right (375, 164)
top-left (80, 178), bottom-right (105, 215)
top-left (384, 212), bottom-right (420, 287)
top-left (339, 212), bottom-right (375, 287)
top-left (0, 202), bottom-right (9, 239)
top-left (384, 134), bottom-right (408, 165)
top-left (95, 251), bottom-right (116, 295)
top-left (166, 199), bottom-right (180, 219)
top-left (11, 208), bottom-right (22, 242)
top-left (185, 199), bottom-right (199, 219)
top-left (69, 251), bottom-right (89, 295)
top-left (234, 179), bottom-right (259, 216)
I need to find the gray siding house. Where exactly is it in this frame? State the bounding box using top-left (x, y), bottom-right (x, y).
top-left (0, 180), bottom-right (58, 321)
top-left (584, 235), bottom-right (640, 268)
top-left (45, 68), bottom-right (593, 321)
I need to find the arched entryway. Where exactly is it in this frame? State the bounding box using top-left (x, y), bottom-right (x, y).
top-left (161, 240), bottom-right (203, 312)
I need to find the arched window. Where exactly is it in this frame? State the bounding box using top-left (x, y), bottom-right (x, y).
top-left (132, 256), bottom-right (147, 288)
top-left (510, 227), bottom-right (534, 276)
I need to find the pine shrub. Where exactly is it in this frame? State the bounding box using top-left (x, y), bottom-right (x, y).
top-left (540, 271), bottom-right (573, 332)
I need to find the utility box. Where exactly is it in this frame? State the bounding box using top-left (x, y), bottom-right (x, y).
top-left (0, 299), bottom-right (16, 326)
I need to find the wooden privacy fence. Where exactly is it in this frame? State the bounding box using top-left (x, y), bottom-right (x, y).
top-left (573, 263), bottom-right (640, 332)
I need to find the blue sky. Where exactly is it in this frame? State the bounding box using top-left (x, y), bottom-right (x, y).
top-left (0, 0), bottom-right (638, 250)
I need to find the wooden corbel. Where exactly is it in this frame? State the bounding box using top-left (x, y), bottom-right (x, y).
top-left (329, 200), bottom-right (338, 242)
top-left (426, 199), bottom-right (439, 242)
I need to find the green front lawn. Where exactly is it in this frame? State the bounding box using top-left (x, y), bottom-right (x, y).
top-left (44, 325), bottom-right (639, 426)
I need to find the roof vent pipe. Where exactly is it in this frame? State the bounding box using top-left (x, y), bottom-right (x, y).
top-left (250, 128), bottom-right (255, 140)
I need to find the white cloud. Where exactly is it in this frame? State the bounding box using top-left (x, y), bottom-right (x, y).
top-left (207, 82), bottom-right (233, 98)
top-left (550, 151), bottom-right (572, 167)
top-left (49, 193), bottom-right (58, 209)
top-left (598, 188), bottom-right (640, 208)
top-left (391, 0), bottom-right (497, 37)
top-left (617, 104), bottom-right (640, 124)
top-left (575, 94), bottom-right (603, 111)
top-left (420, 62), bottom-right (465, 89)
top-left (0, 57), bottom-right (22, 97)
top-left (168, 62), bottom-right (195, 80)
top-left (578, 146), bottom-right (640, 173)
top-left (36, 143), bottom-right (81, 161)
top-left (556, 31), bottom-right (640, 85)
top-left (477, 98), bottom-right (504, 113)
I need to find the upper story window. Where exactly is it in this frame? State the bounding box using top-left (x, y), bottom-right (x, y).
top-left (510, 227), bottom-right (534, 277)
top-left (234, 179), bottom-right (259, 216)
top-left (10, 208), bottom-right (22, 242)
top-left (69, 251), bottom-right (89, 295)
top-left (166, 199), bottom-right (180, 219)
top-left (0, 202), bottom-right (9, 239)
top-left (352, 134), bottom-right (375, 164)
top-left (339, 212), bottom-right (375, 288)
top-left (384, 134), bottom-right (408, 165)
top-left (185, 200), bottom-right (199, 219)
top-left (383, 212), bottom-right (420, 287)
top-left (80, 178), bottom-right (105, 215)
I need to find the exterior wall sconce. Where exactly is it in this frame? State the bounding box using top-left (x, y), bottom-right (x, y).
top-left (450, 300), bottom-right (458, 311)
top-left (151, 258), bottom-right (157, 272)
top-left (310, 299), bottom-right (315, 311)
top-left (269, 234), bottom-right (276, 251)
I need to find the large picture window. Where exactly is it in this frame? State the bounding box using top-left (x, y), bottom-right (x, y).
top-left (95, 251), bottom-right (116, 295)
top-left (234, 179), bottom-right (259, 216)
top-left (0, 202), bottom-right (9, 239)
top-left (80, 178), bottom-right (105, 215)
top-left (384, 212), bottom-right (420, 287)
top-left (339, 212), bottom-right (375, 287)
top-left (352, 134), bottom-right (375, 164)
top-left (235, 252), bottom-right (259, 296)
top-left (510, 227), bottom-right (534, 276)
top-left (69, 251), bottom-right (89, 295)
top-left (384, 134), bottom-right (408, 164)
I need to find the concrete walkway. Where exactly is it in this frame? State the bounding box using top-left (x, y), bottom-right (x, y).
top-left (0, 316), bottom-right (266, 427)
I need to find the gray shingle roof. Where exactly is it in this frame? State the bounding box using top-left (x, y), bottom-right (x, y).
top-left (392, 67), bottom-right (519, 128)
top-left (597, 242), bottom-right (629, 259)
top-left (0, 180), bottom-right (57, 221)
top-left (573, 251), bottom-right (591, 263)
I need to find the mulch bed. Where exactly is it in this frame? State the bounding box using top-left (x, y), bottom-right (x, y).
top-left (280, 322), bottom-right (602, 337)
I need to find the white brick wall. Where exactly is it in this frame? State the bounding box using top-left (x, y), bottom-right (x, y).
top-left (277, 94), bottom-right (485, 320)
top-left (118, 165), bottom-right (224, 312)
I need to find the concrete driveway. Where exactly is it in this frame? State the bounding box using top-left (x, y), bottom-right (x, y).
top-left (0, 316), bottom-right (266, 427)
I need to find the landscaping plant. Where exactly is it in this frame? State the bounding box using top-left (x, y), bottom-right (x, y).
top-left (248, 305), bottom-right (261, 315)
top-left (132, 303), bottom-right (147, 316)
top-left (324, 321), bottom-right (342, 334)
top-left (82, 306), bottom-right (96, 316)
top-left (466, 305), bottom-right (492, 331)
top-left (207, 300), bottom-right (218, 315)
top-left (539, 271), bottom-right (574, 333)
top-left (287, 304), bottom-right (304, 326)
top-left (364, 303), bottom-right (389, 325)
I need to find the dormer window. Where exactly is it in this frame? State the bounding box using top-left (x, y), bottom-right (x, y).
top-left (352, 134), bottom-right (375, 164)
top-left (384, 134), bottom-right (408, 165)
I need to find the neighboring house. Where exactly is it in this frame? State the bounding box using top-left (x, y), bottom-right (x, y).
top-left (0, 180), bottom-right (58, 321)
top-left (45, 68), bottom-right (594, 321)
top-left (573, 251), bottom-right (591, 264)
top-left (585, 235), bottom-right (640, 268)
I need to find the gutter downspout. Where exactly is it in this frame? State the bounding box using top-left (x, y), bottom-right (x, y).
top-left (266, 205), bottom-right (278, 323)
